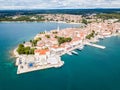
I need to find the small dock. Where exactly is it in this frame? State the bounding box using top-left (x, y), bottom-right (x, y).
top-left (85, 42), bottom-right (106, 49)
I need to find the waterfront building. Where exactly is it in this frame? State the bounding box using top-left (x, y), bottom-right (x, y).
top-left (24, 42), bottom-right (32, 47)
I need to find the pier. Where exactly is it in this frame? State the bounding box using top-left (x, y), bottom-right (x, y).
top-left (85, 42), bottom-right (106, 49)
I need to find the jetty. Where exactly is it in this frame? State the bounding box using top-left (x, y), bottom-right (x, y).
top-left (85, 42), bottom-right (106, 49)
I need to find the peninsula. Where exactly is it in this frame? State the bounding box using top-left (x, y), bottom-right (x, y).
top-left (13, 15), bottom-right (120, 74)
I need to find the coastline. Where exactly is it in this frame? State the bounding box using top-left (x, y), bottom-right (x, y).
top-left (1, 9), bottom-right (120, 90)
top-left (12, 20), bottom-right (120, 74)
top-left (0, 21), bottom-right (81, 25)
top-left (12, 47), bottom-right (19, 58)
top-left (17, 59), bottom-right (64, 74)
top-left (14, 33), bottom-right (117, 74)
top-left (1, 24), bottom-right (120, 90)
top-left (13, 31), bottom-right (119, 58)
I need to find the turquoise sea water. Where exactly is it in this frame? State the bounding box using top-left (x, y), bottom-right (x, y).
top-left (0, 22), bottom-right (120, 90)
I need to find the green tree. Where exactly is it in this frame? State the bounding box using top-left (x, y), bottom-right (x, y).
top-left (30, 40), bottom-right (32, 43)
top-left (82, 19), bottom-right (88, 25)
top-left (32, 40), bottom-right (38, 46)
top-left (17, 44), bottom-right (35, 55)
top-left (36, 37), bottom-right (41, 41)
top-left (86, 30), bottom-right (95, 39)
top-left (17, 44), bottom-right (25, 54)
top-left (23, 41), bottom-right (25, 44)
top-left (54, 35), bottom-right (58, 38)
top-left (52, 31), bottom-right (58, 34)
top-left (57, 37), bottom-right (72, 45)
top-left (45, 35), bottom-right (50, 38)
top-left (19, 44), bottom-right (24, 48)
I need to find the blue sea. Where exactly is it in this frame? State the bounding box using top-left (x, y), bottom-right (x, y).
top-left (0, 22), bottom-right (120, 90)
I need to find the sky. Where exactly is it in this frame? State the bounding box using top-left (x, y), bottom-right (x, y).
top-left (0, 0), bottom-right (120, 10)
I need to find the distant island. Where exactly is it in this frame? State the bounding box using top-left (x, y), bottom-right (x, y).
top-left (13, 14), bottom-right (120, 74)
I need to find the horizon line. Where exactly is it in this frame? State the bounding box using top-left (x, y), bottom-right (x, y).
top-left (0, 8), bottom-right (120, 11)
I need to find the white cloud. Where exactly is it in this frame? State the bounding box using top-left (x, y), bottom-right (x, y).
top-left (0, 0), bottom-right (119, 10)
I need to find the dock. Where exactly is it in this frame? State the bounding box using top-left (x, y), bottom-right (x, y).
top-left (85, 42), bottom-right (106, 49)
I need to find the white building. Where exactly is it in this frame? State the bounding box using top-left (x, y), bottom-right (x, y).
top-left (24, 42), bottom-right (32, 47)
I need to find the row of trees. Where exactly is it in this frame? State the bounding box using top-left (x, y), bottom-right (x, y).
top-left (96, 13), bottom-right (120, 20)
top-left (17, 44), bottom-right (35, 55)
top-left (39, 32), bottom-right (45, 34)
top-left (82, 19), bottom-right (88, 25)
top-left (45, 35), bottom-right (50, 38)
top-left (86, 30), bottom-right (95, 39)
top-left (57, 37), bottom-right (72, 45)
top-left (30, 38), bottom-right (41, 47)
top-left (0, 16), bottom-right (45, 22)
top-left (52, 31), bottom-right (58, 34)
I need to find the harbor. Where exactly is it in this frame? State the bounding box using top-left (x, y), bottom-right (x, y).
top-left (0, 5), bottom-right (120, 90)
top-left (15, 39), bottom-right (107, 74)
top-left (1, 20), bottom-right (120, 90)
top-left (14, 20), bottom-right (120, 74)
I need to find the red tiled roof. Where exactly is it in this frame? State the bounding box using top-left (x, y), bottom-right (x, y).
top-left (35, 49), bottom-right (49, 55)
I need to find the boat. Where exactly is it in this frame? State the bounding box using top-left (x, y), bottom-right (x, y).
top-left (77, 45), bottom-right (84, 50)
top-left (67, 52), bottom-right (72, 55)
top-left (105, 35), bottom-right (112, 38)
top-left (98, 36), bottom-right (104, 40)
top-left (71, 51), bottom-right (78, 55)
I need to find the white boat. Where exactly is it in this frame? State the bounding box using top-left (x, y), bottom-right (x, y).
top-left (67, 52), bottom-right (72, 55)
top-left (99, 36), bottom-right (104, 39)
top-left (104, 35), bottom-right (112, 38)
top-left (77, 46), bottom-right (84, 50)
top-left (71, 51), bottom-right (78, 55)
